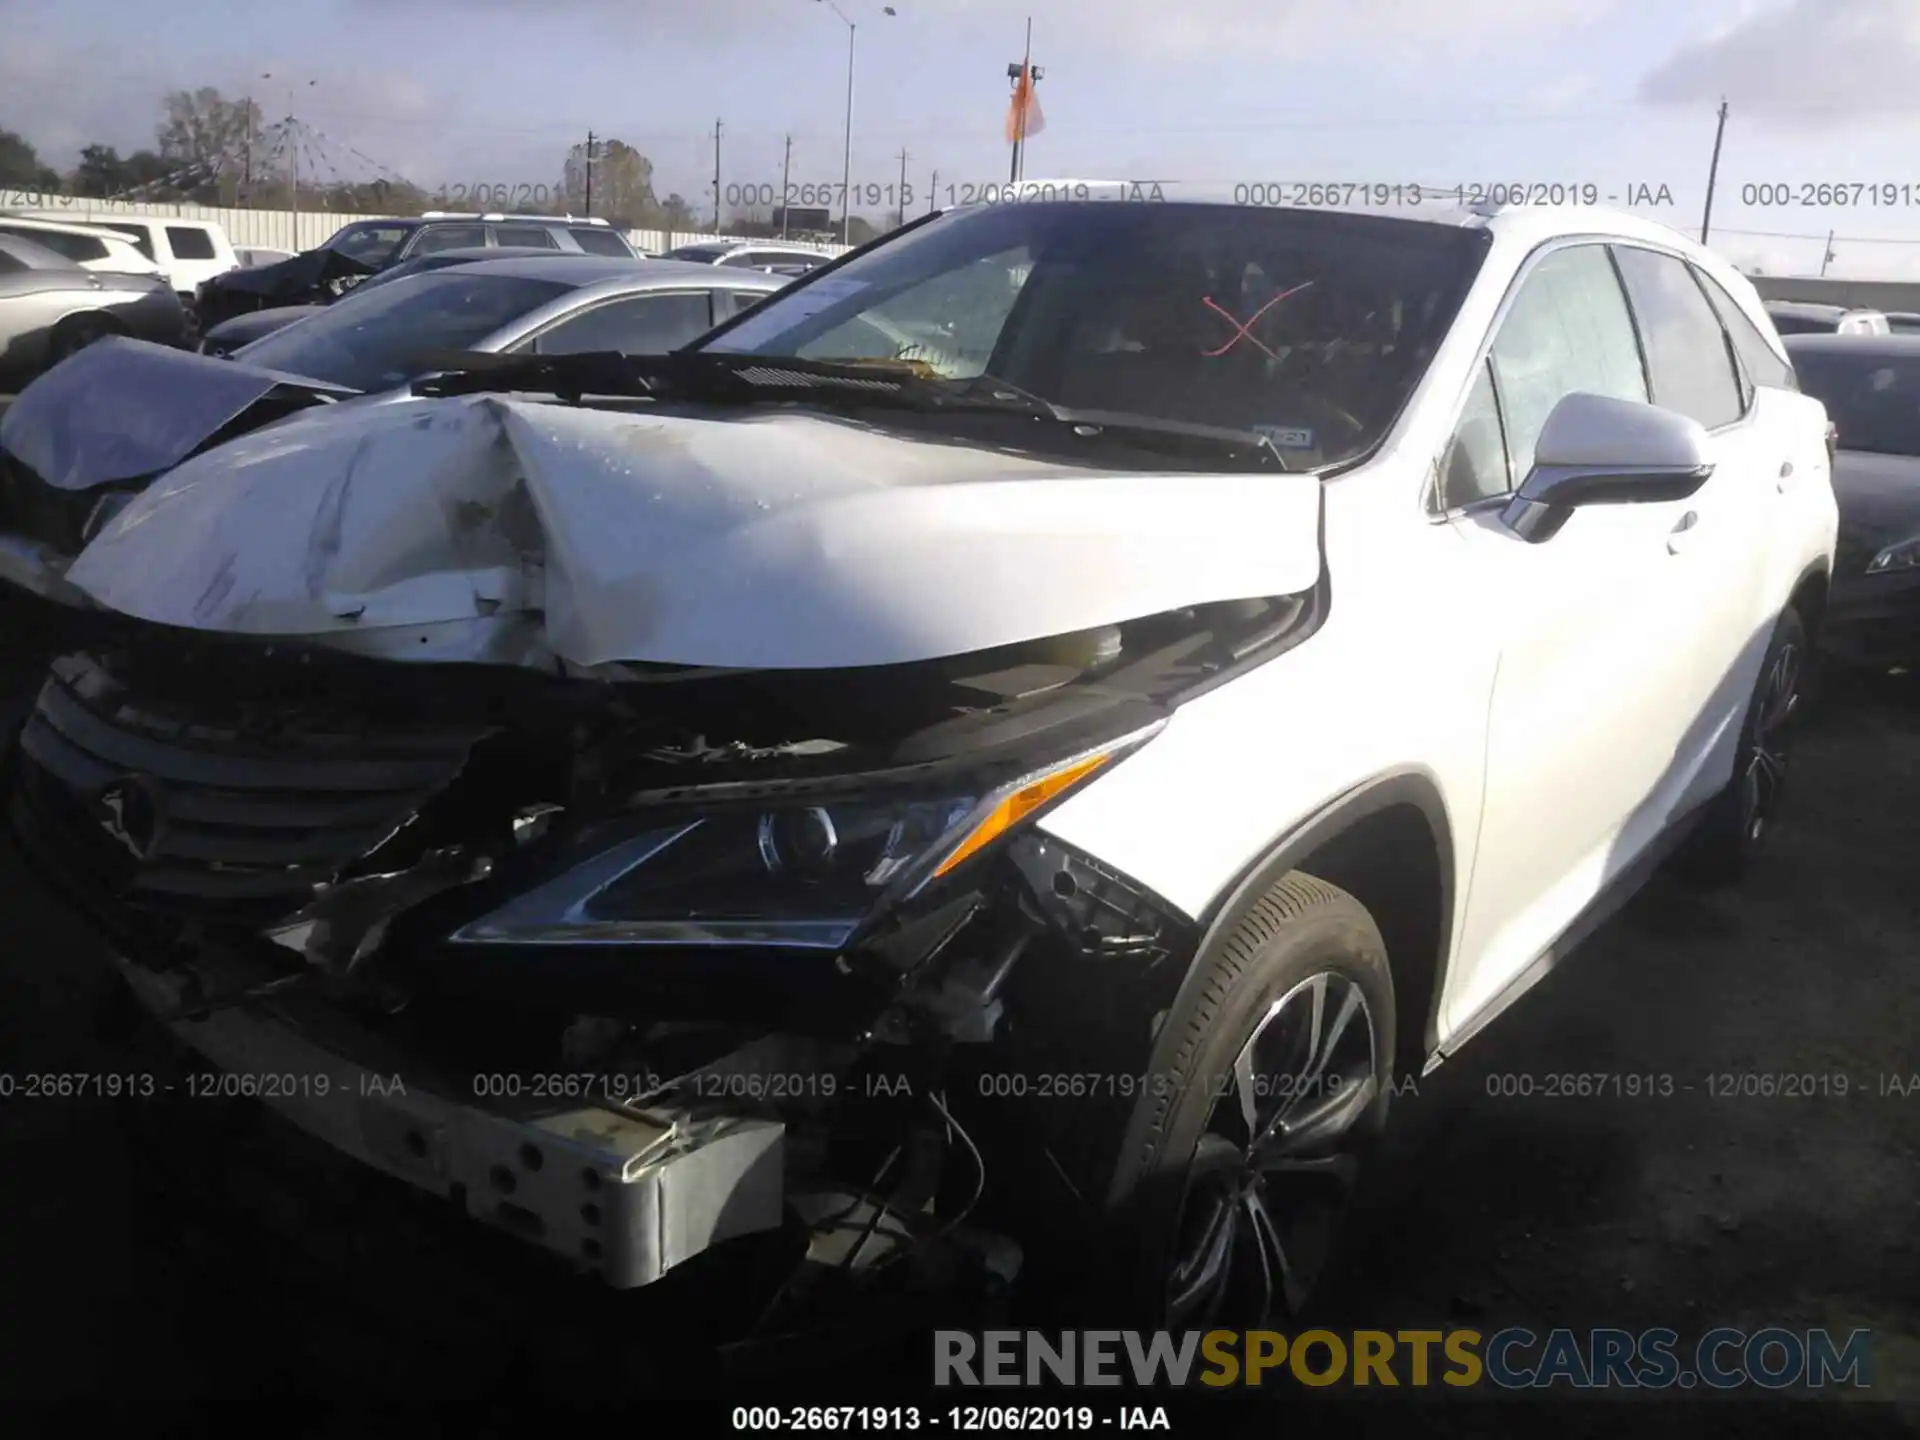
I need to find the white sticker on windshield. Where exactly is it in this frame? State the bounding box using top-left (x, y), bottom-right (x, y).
top-left (709, 276), bottom-right (871, 350)
top-left (1255, 425), bottom-right (1317, 449)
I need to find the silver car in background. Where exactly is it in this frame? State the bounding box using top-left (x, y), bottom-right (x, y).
top-left (0, 232), bottom-right (188, 384)
top-left (226, 254), bottom-right (789, 393)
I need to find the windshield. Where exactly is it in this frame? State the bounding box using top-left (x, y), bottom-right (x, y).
top-left (1792, 350), bottom-right (1920, 457)
top-left (694, 202), bottom-right (1487, 467)
top-left (234, 271), bottom-right (573, 390)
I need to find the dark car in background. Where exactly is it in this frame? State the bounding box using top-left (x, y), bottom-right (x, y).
top-left (197, 246), bottom-right (565, 356)
top-left (1764, 300), bottom-right (1891, 336)
top-left (195, 214), bottom-right (640, 332)
top-left (1785, 331), bottom-right (1920, 670)
top-left (0, 232), bottom-right (188, 385)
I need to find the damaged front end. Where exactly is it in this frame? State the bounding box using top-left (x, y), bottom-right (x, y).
top-left (2, 394), bottom-right (1328, 1341)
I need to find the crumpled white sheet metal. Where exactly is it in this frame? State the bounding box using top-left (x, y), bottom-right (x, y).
top-left (66, 394), bottom-right (1325, 671)
top-left (0, 336), bottom-right (355, 491)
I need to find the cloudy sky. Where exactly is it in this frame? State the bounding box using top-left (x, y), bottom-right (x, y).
top-left (6, 0), bottom-right (1920, 275)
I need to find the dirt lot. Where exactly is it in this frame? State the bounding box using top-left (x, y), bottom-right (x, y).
top-left (0, 667), bottom-right (1916, 1436)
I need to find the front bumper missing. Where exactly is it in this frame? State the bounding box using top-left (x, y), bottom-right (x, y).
top-left (115, 960), bottom-right (786, 1290)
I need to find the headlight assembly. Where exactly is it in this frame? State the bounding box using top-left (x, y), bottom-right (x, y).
top-left (448, 723), bottom-right (1161, 950)
top-left (1867, 536), bottom-right (1920, 574)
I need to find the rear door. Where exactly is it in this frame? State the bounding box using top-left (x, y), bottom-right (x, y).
top-left (1609, 245), bottom-right (1777, 817)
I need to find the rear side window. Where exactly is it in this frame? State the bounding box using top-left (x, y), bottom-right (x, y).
top-left (1695, 270), bottom-right (1797, 392)
top-left (493, 225), bottom-right (560, 250)
top-left (1488, 244), bottom-right (1648, 481)
top-left (1611, 247), bottom-right (1744, 429)
top-left (0, 227), bottom-right (106, 263)
top-left (165, 226), bottom-right (217, 260)
top-left (569, 227), bottom-right (633, 256)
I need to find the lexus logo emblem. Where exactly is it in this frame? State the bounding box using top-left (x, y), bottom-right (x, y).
top-left (96, 777), bottom-right (165, 860)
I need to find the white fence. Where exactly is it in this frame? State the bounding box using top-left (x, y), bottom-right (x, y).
top-left (0, 190), bottom-right (851, 259)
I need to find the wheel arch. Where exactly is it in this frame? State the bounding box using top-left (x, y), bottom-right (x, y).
top-left (1184, 768), bottom-right (1457, 1080)
top-left (1786, 557), bottom-right (1828, 646)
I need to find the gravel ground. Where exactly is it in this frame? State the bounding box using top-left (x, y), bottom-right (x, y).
top-left (0, 667), bottom-right (1916, 1437)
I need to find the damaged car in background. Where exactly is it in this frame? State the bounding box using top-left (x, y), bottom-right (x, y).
top-left (0, 196), bottom-right (1837, 1344)
top-left (0, 256), bottom-right (787, 658)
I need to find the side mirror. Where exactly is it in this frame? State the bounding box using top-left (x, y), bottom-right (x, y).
top-left (1500, 391), bottom-right (1714, 543)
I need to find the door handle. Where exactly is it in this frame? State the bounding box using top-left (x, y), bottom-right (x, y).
top-left (1777, 460), bottom-right (1793, 494)
top-left (1667, 510), bottom-right (1700, 554)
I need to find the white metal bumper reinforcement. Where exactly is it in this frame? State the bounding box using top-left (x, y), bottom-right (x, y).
top-left (116, 961), bottom-right (786, 1289)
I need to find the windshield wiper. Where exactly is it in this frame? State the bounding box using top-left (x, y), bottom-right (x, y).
top-left (411, 349), bottom-right (658, 400)
top-left (409, 351), bottom-right (1290, 470)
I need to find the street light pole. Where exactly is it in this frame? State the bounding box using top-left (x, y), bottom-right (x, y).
top-left (841, 17), bottom-right (856, 244)
top-left (814, 2), bottom-right (895, 247)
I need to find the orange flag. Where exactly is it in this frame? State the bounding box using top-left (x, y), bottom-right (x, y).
top-left (1005, 65), bottom-right (1045, 143)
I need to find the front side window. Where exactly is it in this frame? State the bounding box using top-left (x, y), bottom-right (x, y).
top-left (1790, 350), bottom-right (1920, 457)
top-left (1488, 244), bottom-right (1648, 481)
top-left (234, 272), bottom-right (574, 390)
top-left (410, 225), bottom-right (490, 256)
top-left (1612, 247), bottom-right (1744, 429)
top-left (533, 291), bottom-right (715, 354)
top-left (165, 226), bottom-right (217, 260)
top-left (1439, 358), bottom-right (1512, 509)
top-left (329, 224), bottom-right (412, 266)
top-left (698, 202), bottom-right (1488, 468)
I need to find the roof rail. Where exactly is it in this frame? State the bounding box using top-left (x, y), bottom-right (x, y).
top-left (420, 210), bottom-right (610, 225)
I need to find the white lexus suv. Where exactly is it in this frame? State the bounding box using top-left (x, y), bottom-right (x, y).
top-left (0, 195), bottom-right (1835, 1334)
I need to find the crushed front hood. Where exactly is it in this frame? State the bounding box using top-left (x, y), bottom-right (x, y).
top-left (64, 395), bottom-right (1325, 672)
top-left (0, 336), bottom-right (356, 492)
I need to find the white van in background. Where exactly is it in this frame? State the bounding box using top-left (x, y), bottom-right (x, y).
top-left (0, 216), bottom-right (166, 279)
top-left (21, 214), bottom-right (238, 299)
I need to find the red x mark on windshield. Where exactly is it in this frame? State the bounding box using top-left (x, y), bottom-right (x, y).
top-left (1200, 280), bottom-right (1315, 358)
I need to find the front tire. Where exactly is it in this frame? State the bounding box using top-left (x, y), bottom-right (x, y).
top-left (1004, 873), bottom-right (1396, 1326)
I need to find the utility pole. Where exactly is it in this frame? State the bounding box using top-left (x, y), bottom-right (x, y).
top-left (584, 130), bottom-right (595, 216)
top-left (928, 168), bottom-right (938, 215)
top-left (1820, 230), bottom-right (1837, 277)
top-left (290, 121), bottom-right (299, 247)
top-left (713, 118), bottom-right (723, 231)
top-left (897, 148), bottom-right (908, 227)
top-left (782, 134), bottom-right (793, 238)
top-left (242, 94), bottom-right (253, 204)
top-left (1007, 20), bottom-right (1042, 184)
top-left (1700, 98), bottom-right (1729, 245)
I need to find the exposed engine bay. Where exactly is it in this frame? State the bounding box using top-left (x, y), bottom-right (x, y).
top-left (4, 546), bottom-right (1323, 1335)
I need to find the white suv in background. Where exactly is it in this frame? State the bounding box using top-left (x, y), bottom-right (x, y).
top-left (21, 213), bottom-right (237, 298)
top-left (0, 216), bottom-right (164, 279)
top-left (5, 197), bottom-right (1837, 1330)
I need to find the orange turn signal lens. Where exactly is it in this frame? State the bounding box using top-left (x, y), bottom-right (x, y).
top-left (932, 751), bottom-right (1113, 880)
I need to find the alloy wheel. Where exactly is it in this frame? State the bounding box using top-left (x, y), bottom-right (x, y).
top-left (1164, 971), bottom-right (1380, 1326)
top-left (1742, 639), bottom-right (1801, 844)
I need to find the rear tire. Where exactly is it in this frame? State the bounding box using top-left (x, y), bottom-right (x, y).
top-left (1002, 873), bottom-right (1396, 1326)
top-left (1677, 605), bottom-right (1807, 887)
